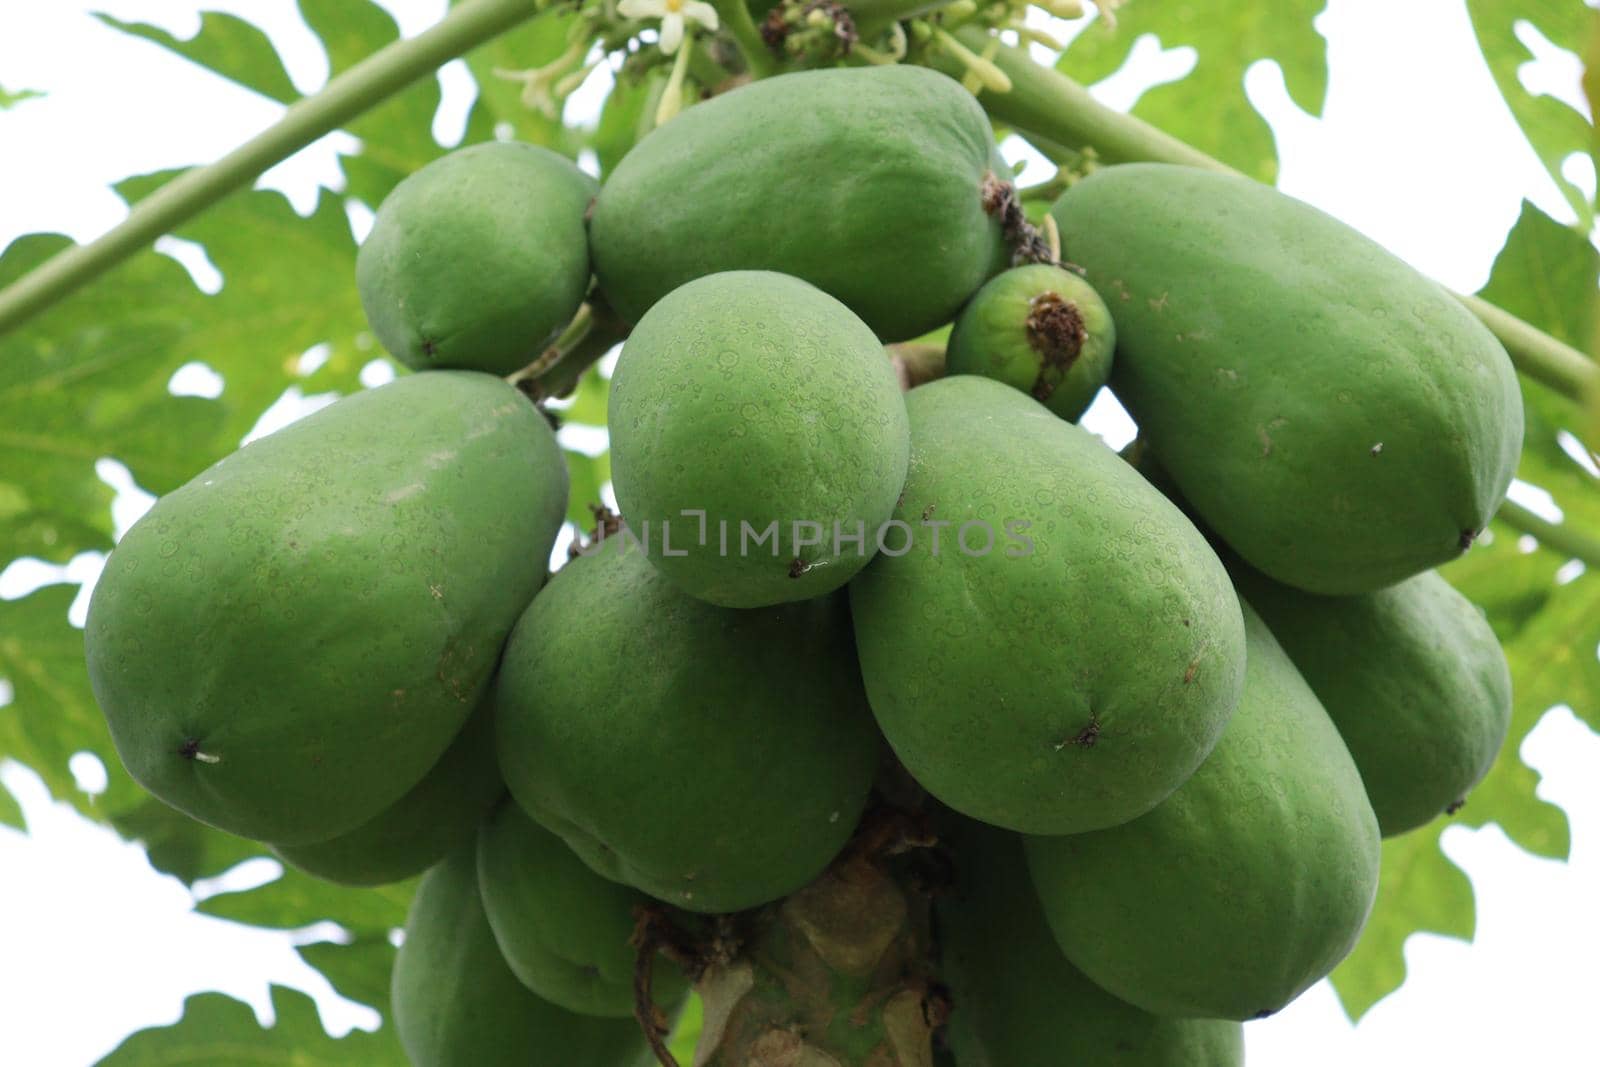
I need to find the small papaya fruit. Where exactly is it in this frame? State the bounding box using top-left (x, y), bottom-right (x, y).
top-left (1025, 602), bottom-right (1381, 1021)
top-left (392, 845), bottom-right (657, 1067)
top-left (589, 65), bottom-right (1010, 341)
top-left (271, 698), bottom-right (502, 886)
top-left (493, 535), bottom-right (879, 913)
top-left (609, 271), bottom-right (910, 607)
top-left (85, 371), bottom-right (568, 844)
top-left (357, 141), bottom-right (597, 375)
top-left (476, 800), bottom-right (688, 1017)
top-left (1051, 163), bottom-right (1523, 595)
top-left (848, 376), bottom-right (1245, 835)
top-left (1232, 566), bottom-right (1511, 837)
top-left (937, 812), bottom-right (1243, 1066)
top-left (945, 263), bottom-right (1115, 421)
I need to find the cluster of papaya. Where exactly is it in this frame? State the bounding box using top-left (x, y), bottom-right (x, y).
top-left (83, 59), bottom-right (1522, 1066)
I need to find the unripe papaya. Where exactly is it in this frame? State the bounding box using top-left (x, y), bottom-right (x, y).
top-left (945, 263), bottom-right (1116, 421)
top-left (937, 813), bottom-right (1243, 1066)
top-left (476, 800), bottom-right (688, 1017)
top-left (1232, 567), bottom-right (1511, 837)
top-left (494, 536), bottom-right (879, 913)
top-left (848, 376), bottom-right (1245, 835)
top-left (1026, 603), bottom-right (1381, 1021)
top-left (271, 698), bottom-right (502, 886)
top-left (357, 141), bottom-right (597, 375)
top-left (609, 271), bottom-right (910, 607)
top-left (1051, 164), bottom-right (1523, 595)
top-left (392, 845), bottom-right (657, 1067)
top-left (589, 65), bottom-right (1010, 341)
top-left (85, 372), bottom-right (568, 844)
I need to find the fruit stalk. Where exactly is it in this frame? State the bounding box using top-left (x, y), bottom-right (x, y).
top-left (0, 0), bottom-right (544, 336)
top-left (926, 27), bottom-right (1600, 408)
top-left (1495, 499), bottom-right (1600, 568)
top-left (712, 0), bottom-right (779, 77)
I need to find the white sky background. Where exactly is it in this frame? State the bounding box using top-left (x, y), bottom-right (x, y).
top-left (0, 0), bottom-right (1598, 1064)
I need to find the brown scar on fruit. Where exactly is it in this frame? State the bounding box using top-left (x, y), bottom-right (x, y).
top-left (1458, 529), bottom-right (1477, 551)
top-left (789, 557), bottom-right (813, 578)
top-left (1183, 657), bottom-right (1201, 684)
top-left (421, 338), bottom-right (436, 358)
top-left (1026, 293), bottom-right (1087, 403)
top-left (921, 503), bottom-right (936, 521)
top-left (1055, 714), bottom-right (1102, 750)
top-left (1446, 797), bottom-right (1465, 815)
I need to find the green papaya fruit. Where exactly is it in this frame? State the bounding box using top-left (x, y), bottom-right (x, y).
top-left (85, 372), bottom-right (568, 844)
top-left (392, 845), bottom-right (656, 1067)
top-left (937, 813), bottom-right (1243, 1066)
top-left (494, 536), bottom-right (879, 913)
top-left (271, 698), bottom-right (503, 886)
top-left (848, 376), bottom-right (1245, 835)
top-left (1026, 602), bottom-right (1381, 1021)
top-left (589, 65), bottom-right (1010, 341)
top-left (945, 263), bottom-right (1116, 421)
top-left (1232, 566), bottom-right (1511, 837)
top-left (609, 270), bottom-right (910, 607)
top-left (1051, 163), bottom-right (1523, 595)
top-left (357, 141), bottom-right (597, 375)
top-left (477, 799), bottom-right (688, 1017)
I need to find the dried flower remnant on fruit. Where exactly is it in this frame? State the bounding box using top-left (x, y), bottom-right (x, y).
top-left (1025, 293), bottom-right (1086, 402)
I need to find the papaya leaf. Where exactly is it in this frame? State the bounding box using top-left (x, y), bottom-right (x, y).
top-left (0, 84), bottom-right (45, 109)
top-left (297, 936), bottom-right (398, 1011)
top-left (0, 586), bottom-right (140, 818)
top-left (94, 11), bottom-right (299, 104)
top-left (297, 0), bottom-right (450, 205)
top-left (95, 985), bottom-right (405, 1066)
top-left (593, 65), bottom-right (659, 177)
top-left (1466, 0), bottom-right (1595, 229)
top-left (565, 449), bottom-right (610, 528)
top-left (451, 1), bottom-right (577, 150)
top-left (1059, 1), bottom-right (1327, 182)
top-left (1478, 202), bottom-right (1600, 539)
top-left (99, 1), bottom-right (449, 207)
top-left (1333, 507), bottom-right (1595, 1019)
top-left (108, 796), bottom-right (267, 887)
top-left (1330, 823), bottom-right (1476, 1020)
top-left (198, 866), bottom-right (416, 934)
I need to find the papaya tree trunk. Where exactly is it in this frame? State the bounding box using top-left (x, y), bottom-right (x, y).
top-left (639, 809), bottom-right (948, 1067)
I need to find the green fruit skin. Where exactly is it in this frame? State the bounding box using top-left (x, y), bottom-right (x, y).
top-left (271, 698), bottom-right (503, 886)
top-left (945, 263), bottom-right (1116, 422)
top-left (590, 65), bottom-right (1009, 342)
top-left (1051, 163), bottom-right (1523, 595)
top-left (609, 271), bottom-right (911, 608)
top-left (84, 372), bottom-right (568, 845)
top-left (476, 800), bottom-right (688, 1017)
top-left (493, 536), bottom-right (880, 913)
top-left (1026, 602), bottom-right (1381, 1021)
top-left (356, 141), bottom-right (597, 376)
top-left (1232, 566), bottom-right (1511, 837)
top-left (849, 376), bottom-right (1245, 835)
top-left (392, 845), bottom-right (656, 1067)
top-left (937, 813), bottom-right (1243, 1066)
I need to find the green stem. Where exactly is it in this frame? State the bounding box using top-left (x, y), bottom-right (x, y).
top-left (0, 0), bottom-right (542, 338)
top-left (1458, 294), bottom-right (1600, 401)
top-left (932, 28), bottom-right (1600, 407)
top-left (1496, 499), bottom-right (1600, 568)
top-left (712, 0), bottom-right (778, 77)
top-left (942, 26), bottom-right (1230, 173)
top-left (522, 301), bottom-right (630, 401)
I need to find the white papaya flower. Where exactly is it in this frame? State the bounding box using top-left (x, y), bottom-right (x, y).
top-left (619, 0), bottom-right (720, 55)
